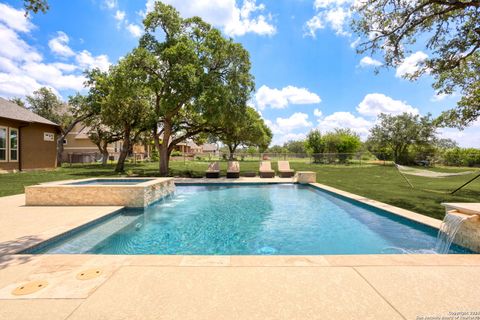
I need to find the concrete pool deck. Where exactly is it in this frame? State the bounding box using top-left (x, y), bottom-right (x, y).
top-left (1, 180), bottom-right (480, 319)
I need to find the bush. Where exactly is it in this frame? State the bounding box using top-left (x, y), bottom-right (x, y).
top-left (442, 148), bottom-right (480, 167)
top-left (171, 150), bottom-right (182, 157)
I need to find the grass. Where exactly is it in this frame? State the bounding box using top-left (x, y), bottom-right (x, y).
top-left (1, 160), bottom-right (479, 220)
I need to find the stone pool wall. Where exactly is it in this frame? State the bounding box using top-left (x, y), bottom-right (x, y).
top-left (455, 215), bottom-right (480, 253)
top-left (25, 178), bottom-right (175, 208)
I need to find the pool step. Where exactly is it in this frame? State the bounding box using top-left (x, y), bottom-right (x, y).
top-left (44, 214), bottom-right (143, 254)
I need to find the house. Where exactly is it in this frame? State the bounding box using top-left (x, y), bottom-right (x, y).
top-left (63, 123), bottom-right (151, 163)
top-left (201, 143), bottom-right (219, 155)
top-left (62, 123), bottom-right (120, 163)
top-left (0, 97), bottom-right (59, 171)
top-left (173, 141), bottom-right (202, 155)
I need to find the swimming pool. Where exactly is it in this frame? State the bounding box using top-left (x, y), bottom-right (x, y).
top-left (24, 184), bottom-right (472, 255)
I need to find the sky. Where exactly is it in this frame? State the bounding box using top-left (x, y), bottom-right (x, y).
top-left (0, 0), bottom-right (478, 147)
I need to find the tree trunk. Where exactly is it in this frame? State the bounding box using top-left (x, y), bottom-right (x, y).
top-left (159, 121), bottom-right (172, 176)
top-left (56, 133), bottom-right (65, 167)
top-left (228, 144), bottom-right (236, 160)
top-left (115, 128), bottom-right (131, 173)
top-left (101, 141), bottom-right (109, 165)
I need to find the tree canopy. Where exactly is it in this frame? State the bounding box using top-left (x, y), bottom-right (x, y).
top-left (352, 0), bottom-right (480, 128)
top-left (367, 113), bottom-right (437, 164)
top-left (26, 87), bottom-right (64, 124)
top-left (23, 0), bottom-right (48, 14)
top-left (85, 51), bottom-right (155, 172)
top-left (138, 2), bottom-right (254, 175)
top-left (218, 106), bottom-right (272, 159)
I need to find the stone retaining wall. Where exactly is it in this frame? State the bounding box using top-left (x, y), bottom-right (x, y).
top-left (455, 215), bottom-right (480, 253)
top-left (25, 178), bottom-right (175, 208)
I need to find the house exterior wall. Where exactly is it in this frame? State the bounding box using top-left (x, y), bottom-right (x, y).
top-left (0, 118), bottom-right (57, 171)
top-left (62, 123), bottom-right (116, 161)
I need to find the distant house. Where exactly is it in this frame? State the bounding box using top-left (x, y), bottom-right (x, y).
top-left (172, 141), bottom-right (202, 155)
top-left (63, 123), bottom-right (151, 163)
top-left (0, 97), bottom-right (59, 171)
top-left (201, 143), bottom-right (219, 155)
top-left (62, 123), bottom-right (120, 163)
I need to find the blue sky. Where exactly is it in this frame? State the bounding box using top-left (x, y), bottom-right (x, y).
top-left (0, 0), bottom-right (478, 147)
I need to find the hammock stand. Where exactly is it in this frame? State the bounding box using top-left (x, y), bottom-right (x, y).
top-left (393, 163), bottom-right (480, 194)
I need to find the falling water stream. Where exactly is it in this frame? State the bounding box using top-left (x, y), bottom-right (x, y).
top-left (435, 212), bottom-right (468, 254)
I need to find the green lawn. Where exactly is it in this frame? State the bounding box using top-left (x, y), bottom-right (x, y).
top-left (1, 160), bottom-right (479, 220)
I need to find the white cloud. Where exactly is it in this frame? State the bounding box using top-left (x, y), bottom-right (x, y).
top-left (126, 23), bottom-right (143, 38)
top-left (272, 132), bottom-right (307, 145)
top-left (0, 24), bottom-right (42, 63)
top-left (48, 31), bottom-right (75, 57)
top-left (305, 0), bottom-right (353, 37)
top-left (0, 73), bottom-right (44, 97)
top-left (0, 3), bottom-right (111, 98)
top-left (76, 50), bottom-right (110, 71)
top-left (0, 3), bottom-right (33, 32)
top-left (0, 56), bottom-right (21, 73)
top-left (114, 10), bottom-right (126, 22)
top-left (395, 51), bottom-right (428, 78)
top-left (276, 113), bottom-right (313, 132)
top-left (350, 37), bottom-right (361, 49)
top-left (146, 0), bottom-right (276, 37)
top-left (265, 113), bottom-right (313, 145)
top-left (104, 0), bottom-right (117, 9)
top-left (318, 111), bottom-right (372, 139)
top-left (51, 62), bottom-right (78, 72)
top-left (255, 85), bottom-right (321, 110)
top-left (439, 122), bottom-right (480, 148)
top-left (359, 56), bottom-right (382, 68)
top-left (357, 93), bottom-right (419, 117)
top-left (313, 108), bottom-right (323, 117)
top-left (21, 62), bottom-right (85, 91)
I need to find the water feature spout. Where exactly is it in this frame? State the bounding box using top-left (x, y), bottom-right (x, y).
top-left (435, 211), bottom-right (476, 254)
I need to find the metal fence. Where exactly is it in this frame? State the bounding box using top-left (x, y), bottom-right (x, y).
top-left (187, 152), bottom-right (480, 167)
top-left (64, 150), bottom-right (480, 168)
top-left (188, 152), bottom-right (385, 166)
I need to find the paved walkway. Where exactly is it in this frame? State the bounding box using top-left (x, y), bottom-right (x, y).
top-left (1, 189), bottom-right (480, 319)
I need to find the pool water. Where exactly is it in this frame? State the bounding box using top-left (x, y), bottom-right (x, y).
top-left (67, 179), bottom-right (153, 186)
top-left (26, 184), bottom-right (472, 255)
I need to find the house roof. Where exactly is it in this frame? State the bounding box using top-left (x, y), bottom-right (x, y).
top-left (0, 97), bottom-right (59, 126)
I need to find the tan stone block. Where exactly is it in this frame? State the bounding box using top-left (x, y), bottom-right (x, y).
top-left (356, 266), bottom-right (480, 319)
top-left (0, 299), bottom-right (82, 320)
top-left (67, 266), bottom-right (402, 320)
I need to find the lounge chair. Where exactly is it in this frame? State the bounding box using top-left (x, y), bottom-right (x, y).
top-left (278, 161), bottom-right (295, 178)
top-left (205, 162), bottom-right (220, 178)
top-left (259, 161), bottom-right (275, 178)
top-left (227, 161), bottom-right (240, 179)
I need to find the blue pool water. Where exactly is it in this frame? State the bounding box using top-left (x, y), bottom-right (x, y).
top-left (26, 184), bottom-right (472, 255)
top-left (66, 179), bottom-right (153, 186)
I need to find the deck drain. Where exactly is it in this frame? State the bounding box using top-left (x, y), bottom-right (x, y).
top-left (76, 268), bottom-right (103, 280)
top-left (12, 280), bottom-right (48, 296)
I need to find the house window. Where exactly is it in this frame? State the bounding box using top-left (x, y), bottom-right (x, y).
top-left (63, 139), bottom-right (68, 145)
top-left (9, 128), bottom-right (18, 162)
top-left (0, 127), bottom-right (6, 161)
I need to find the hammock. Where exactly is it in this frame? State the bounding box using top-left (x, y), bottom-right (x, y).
top-left (394, 163), bottom-right (480, 194)
top-left (394, 164), bottom-right (474, 178)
